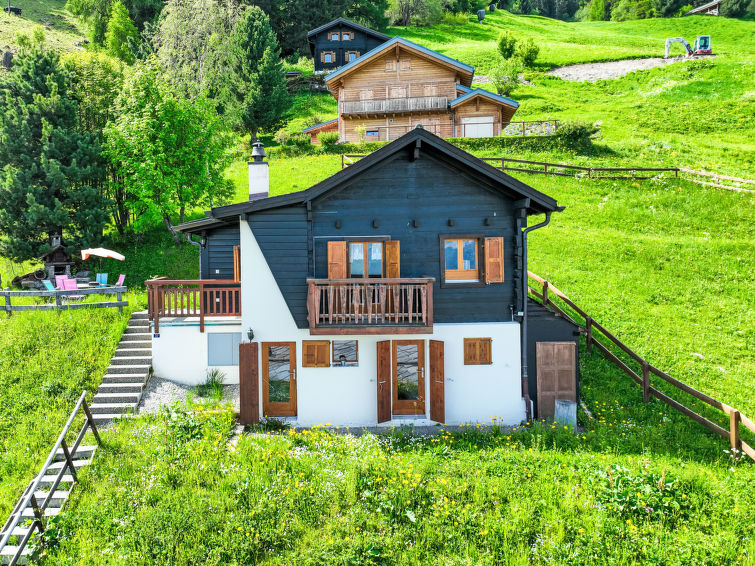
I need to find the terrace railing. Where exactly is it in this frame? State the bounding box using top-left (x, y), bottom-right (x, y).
top-left (307, 278), bottom-right (434, 334)
top-left (1, 286), bottom-right (128, 315)
top-left (341, 96), bottom-right (449, 116)
top-left (146, 279), bottom-right (241, 333)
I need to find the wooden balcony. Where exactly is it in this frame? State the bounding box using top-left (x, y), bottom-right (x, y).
top-left (341, 96), bottom-right (448, 116)
top-left (146, 279), bottom-right (241, 333)
top-left (306, 278), bottom-right (434, 335)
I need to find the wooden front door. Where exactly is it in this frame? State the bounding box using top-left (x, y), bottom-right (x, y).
top-left (429, 340), bottom-right (444, 423)
top-left (238, 342), bottom-right (259, 425)
top-left (262, 342), bottom-right (297, 417)
top-left (392, 340), bottom-right (425, 415)
top-left (377, 340), bottom-right (391, 423)
top-left (536, 342), bottom-right (576, 419)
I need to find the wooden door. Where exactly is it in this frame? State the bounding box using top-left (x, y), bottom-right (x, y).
top-left (377, 341), bottom-right (391, 423)
top-left (239, 342), bottom-right (259, 425)
top-left (429, 340), bottom-right (444, 423)
top-left (392, 340), bottom-right (425, 415)
top-left (262, 342), bottom-right (297, 417)
top-left (536, 342), bottom-right (576, 419)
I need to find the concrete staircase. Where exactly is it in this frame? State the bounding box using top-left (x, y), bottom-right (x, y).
top-left (89, 311), bottom-right (152, 426)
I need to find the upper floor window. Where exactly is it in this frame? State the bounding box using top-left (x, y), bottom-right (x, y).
top-left (385, 59), bottom-right (396, 72)
top-left (346, 51), bottom-right (360, 62)
top-left (360, 88), bottom-right (374, 100)
top-left (440, 236), bottom-right (504, 286)
top-left (342, 32), bottom-right (352, 40)
top-left (389, 86), bottom-right (407, 98)
top-left (349, 241), bottom-right (383, 278)
top-left (327, 240), bottom-right (400, 279)
top-left (444, 238), bottom-right (478, 281)
top-left (329, 32), bottom-right (340, 40)
top-left (321, 51), bottom-right (335, 63)
top-left (399, 58), bottom-right (411, 71)
top-left (423, 84), bottom-right (439, 97)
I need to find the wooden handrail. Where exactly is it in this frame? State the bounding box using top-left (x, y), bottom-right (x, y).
top-left (146, 279), bottom-right (241, 333)
top-left (2, 286), bottom-right (128, 315)
top-left (527, 271), bottom-right (755, 462)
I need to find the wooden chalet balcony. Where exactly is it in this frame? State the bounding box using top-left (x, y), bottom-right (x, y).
top-left (341, 96), bottom-right (449, 116)
top-left (307, 278), bottom-right (434, 335)
top-left (146, 279), bottom-right (240, 333)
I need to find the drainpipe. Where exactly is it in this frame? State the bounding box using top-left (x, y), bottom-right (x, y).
top-left (521, 211), bottom-right (551, 422)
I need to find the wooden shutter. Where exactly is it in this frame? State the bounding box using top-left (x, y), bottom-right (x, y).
top-left (327, 241), bottom-right (347, 279)
top-left (302, 340), bottom-right (330, 368)
top-left (377, 341), bottom-right (391, 423)
top-left (484, 237), bottom-right (504, 283)
top-left (233, 245), bottom-right (241, 282)
top-left (464, 338), bottom-right (492, 365)
top-left (536, 342), bottom-right (576, 418)
top-left (385, 240), bottom-right (400, 278)
top-left (238, 342), bottom-right (259, 425)
top-left (429, 340), bottom-right (445, 423)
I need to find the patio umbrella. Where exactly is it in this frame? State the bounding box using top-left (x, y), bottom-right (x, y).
top-left (80, 248), bottom-right (125, 261)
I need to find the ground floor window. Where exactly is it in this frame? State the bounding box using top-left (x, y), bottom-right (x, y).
top-left (207, 332), bottom-right (242, 365)
top-left (333, 340), bottom-right (358, 366)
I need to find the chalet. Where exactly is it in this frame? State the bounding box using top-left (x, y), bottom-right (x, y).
top-left (683, 0), bottom-right (720, 15)
top-left (308, 18), bottom-right (391, 73)
top-left (305, 36), bottom-right (520, 144)
top-left (148, 128), bottom-right (578, 426)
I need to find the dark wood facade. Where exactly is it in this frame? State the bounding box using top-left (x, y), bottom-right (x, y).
top-left (308, 18), bottom-right (390, 72)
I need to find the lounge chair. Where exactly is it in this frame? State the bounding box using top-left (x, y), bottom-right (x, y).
top-left (114, 274), bottom-right (125, 287)
top-left (95, 273), bottom-right (108, 286)
top-left (54, 275), bottom-right (68, 289)
top-left (42, 280), bottom-right (56, 292)
top-left (61, 278), bottom-right (85, 301)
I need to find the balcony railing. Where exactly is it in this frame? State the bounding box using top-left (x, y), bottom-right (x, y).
top-left (146, 279), bottom-right (241, 333)
top-left (341, 96), bottom-right (449, 116)
top-left (306, 278), bottom-right (434, 334)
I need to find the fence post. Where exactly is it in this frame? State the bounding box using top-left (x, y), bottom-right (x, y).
top-left (3, 287), bottom-right (10, 316)
top-left (199, 282), bottom-right (205, 333)
top-left (521, 122), bottom-right (525, 137)
top-left (542, 281), bottom-right (549, 307)
top-left (116, 289), bottom-right (123, 314)
top-left (60, 439), bottom-right (78, 483)
top-left (730, 409), bottom-right (742, 454)
top-left (642, 362), bottom-right (650, 403)
top-left (55, 290), bottom-right (62, 311)
top-left (82, 397), bottom-right (102, 446)
top-left (341, 154), bottom-right (344, 169)
top-left (585, 316), bottom-right (593, 353)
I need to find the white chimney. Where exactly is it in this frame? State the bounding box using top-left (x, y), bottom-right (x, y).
top-left (248, 142), bottom-right (269, 201)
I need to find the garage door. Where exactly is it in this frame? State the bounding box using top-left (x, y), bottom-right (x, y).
top-left (461, 116), bottom-right (494, 138)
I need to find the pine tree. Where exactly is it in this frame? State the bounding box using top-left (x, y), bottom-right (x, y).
top-left (105, 1), bottom-right (138, 64)
top-left (225, 6), bottom-right (290, 142)
top-left (0, 35), bottom-right (106, 261)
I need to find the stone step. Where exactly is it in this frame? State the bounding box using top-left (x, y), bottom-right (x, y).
top-left (6, 526), bottom-right (34, 537)
top-left (47, 459), bottom-right (91, 472)
top-left (53, 445), bottom-right (96, 462)
top-left (118, 340), bottom-right (152, 349)
top-left (124, 326), bottom-right (151, 335)
top-left (21, 506), bottom-right (60, 518)
top-left (128, 319), bottom-right (149, 327)
top-left (0, 545), bottom-right (31, 564)
top-left (33, 490), bottom-right (69, 507)
top-left (105, 364), bottom-right (150, 375)
top-left (131, 311), bottom-right (149, 320)
top-left (89, 402), bottom-right (136, 415)
top-left (91, 413), bottom-right (134, 425)
top-left (97, 382), bottom-right (144, 394)
top-left (102, 373), bottom-right (148, 384)
top-left (93, 392), bottom-right (141, 404)
top-left (121, 331), bottom-right (152, 340)
top-left (37, 474), bottom-right (75, 486)
top-left (114, 348), bottom-right (152, 357)
top-left (110, 356), bottom-right (151, 366)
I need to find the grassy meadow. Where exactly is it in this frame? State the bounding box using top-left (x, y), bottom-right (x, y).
top-left (0, 0), bottom-right (86, 51)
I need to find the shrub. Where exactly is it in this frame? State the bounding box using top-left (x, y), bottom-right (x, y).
top-left (497, 31), bottom-right (518, 59)
top-left (317, 131), bottom-right (340, 146)
top-left (355, 124), bottom-right (367, 142)
top-left (196, 368), bottom-right (225, 401)
top-left (489, 57), bottom-right (522, 96)
top-left (441, 10), bottom-right (470, 24)
top-left (515, 38), bottom-right (540, 67)
top-left (273, 129), bottom-right (291, 146)
top-left (290, 133), bottom-right (311, 149)
top-left (554, 120), bottom-right (599, 149)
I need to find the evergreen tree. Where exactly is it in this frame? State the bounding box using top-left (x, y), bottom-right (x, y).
top-left (589, 0), bottom-right (606, 19)
top-left (0, 35), bottom-right (106, 261)
top-left (225, 6), bottom-right (290, 142)
top-left (105, 1), bottom-right (139, 63)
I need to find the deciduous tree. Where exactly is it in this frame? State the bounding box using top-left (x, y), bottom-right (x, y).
top-left (105, 1), bottom-right (139, 63)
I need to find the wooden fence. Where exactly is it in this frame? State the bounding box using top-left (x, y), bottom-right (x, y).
top-left (0, 391), bottom-right (101, 565)
top-left (146, 279), bottom-right (241, 333)
top-left (528, 271), bottom-right (755, 462)
top-left (1, 286), bottom-right (128, 315)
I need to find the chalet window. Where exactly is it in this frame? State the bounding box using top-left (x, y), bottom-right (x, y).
top-left (349, 241), bottom-right (383, 278)
top-left (389, 86), bottom-right (407, 98)
top-left (399, 58), bottom-right (411, 70)
top-left (207, 333), bottom-right (242, 366)
top-left (423, 84), bottom-right (438, 96)
top-left (333, 340), bottom-right (358, 366)
top-left (366, 130), bottom-right (380, 138)
top-left (385, 59), bottom-right (396, 72)
top-left (444, 238), bottom-right (479, 281)
top-left (329, 32), bottom-right (340, 40)
top-left (327, 240), bottom-right (400, 279)
top-left (360, 89), bottom-right (374, 100)
top-left (346, 51), bottom-right (360, 62)
top-left (464, 338), bottom-right (492, 365)
top-left (302, 340), bottom-right (330, 368)
top-left (342, 32), bottom-right (352, 40)
top-left (321, 51), bottom-right (335, 63)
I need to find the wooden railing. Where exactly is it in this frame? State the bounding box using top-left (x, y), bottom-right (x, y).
top-left (0, 391), bottom-right (101, 564)
top-left (2, 286), bottom-right (128, 315)
top-left (307, 278), bottom-right (434, 334)
top-left (146, 279), bottom-right (241, 333)
top-left (528, 271), bottom-right (755, 462)
top-left (341, 96), bottom-right (448, 115)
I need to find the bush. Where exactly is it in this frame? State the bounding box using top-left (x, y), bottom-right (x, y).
top-left (497, 31), bottom-right (518, 59)
top-left (554, 120), bottom-right (599, 149)
top-left (317, 131), bottom-right (340, 146)
top-left (516, 38), bottom-right (540, 67)
top-left (441, 10), bottom-right (470, 24)
top-left (489, 57), bottom-right (522, 96)
top-left (273, 129), bottom-right (291, 146)
top-left (289, 133), bottom-right (311, 149)
top-left (196, 368), bottom-right (225, 401)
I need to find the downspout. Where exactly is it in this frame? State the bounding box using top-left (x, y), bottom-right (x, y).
top-left (521, 211), bottom-right (551, 422)
top-left (185, 231), bottom-right (207, 275)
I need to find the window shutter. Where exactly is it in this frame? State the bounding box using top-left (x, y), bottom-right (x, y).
top-left (484, 237), bottom-right (504, 283)
top-left (303, 340), bottom-right (330, 368)
top-left (327, 241), bottom-right (347, 279)
top-left (464, 339), bottom-right (478, 365)
top-left (233, 245), bottom-right (241, 282)
top-left (385, 240), bottom-right (400, 279)
top-left (464, 338), bottom-right (492, 365)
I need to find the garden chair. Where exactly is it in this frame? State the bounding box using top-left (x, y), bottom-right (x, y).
top-left (60, 278), bottom-right (85, 301)
top-left (54, 274), bottom-right (68, 289)
top-left (42, 280), bottom-right (55, 292)
top-left (95, 273), bottom-right (108, 286)
top-left (114, 274), bottom-right (126, 287)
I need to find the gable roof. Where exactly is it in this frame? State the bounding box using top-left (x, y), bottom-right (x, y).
top-left (302, 118), bottom-right (338, 134)
top-left (177, 128), bottom-right (562, 234)
top-left (325, 36), bottom-right (475, 87)
top-left (683, 0), bottom-right (720, 13)
top-left (307, 17), bottom-right (391, 41)
top-left (450, 87), bottom-right (519, 110)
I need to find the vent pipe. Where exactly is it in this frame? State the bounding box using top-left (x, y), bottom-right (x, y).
top-left (249, 142), bottom-right (269, 201)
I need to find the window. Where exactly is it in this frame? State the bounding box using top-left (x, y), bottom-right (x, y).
top-left (302, 340), bottom-right (330, 368)
top-left (464, 338), bottom-right (492, 365)
top-left (342, 32), bottom-right (352, 40)
top-left (389, 86), bottom-right (407, 98)
top-left (385, 59), bottom-right (396, 72)
top-left (208, 333), bottom-right (242, 366)
top-left (349, 241), bottom-right (383, 278)
top-left (423, 84), bottom-right (438, 96)
top-left (360, 89), bottom-right (374, 100)
top-left (399, 58), bottom-right (411, 70)
top-left (333, 340), bottom-right (358, 366)
top-left (346, 51), bottom-right (360, 62)
top-left (321, 51), bottom-right (335, 63)
top-left (444, 238), bottom-right (479, 281)
top-left (366, 130), bottom-right (380, 138)
top-left (329, 32), bottom-right (340, 40)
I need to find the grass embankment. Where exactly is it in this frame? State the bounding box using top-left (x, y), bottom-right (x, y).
top-left (41, 405), bottom-right (755, 564)
top-left (0, 303), bottom-right (141, 517)
top-left (0, 0), bottom-right (86, 51)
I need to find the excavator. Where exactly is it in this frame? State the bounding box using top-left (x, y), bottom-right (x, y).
top-left (665, 35), bottom-right (713, 58)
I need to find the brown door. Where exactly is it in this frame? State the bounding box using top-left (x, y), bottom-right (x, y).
top-left (536, 342), bottom-right (576, 419)
top-left (392, 340), bottom-right (425, 415)
top-left (429, 340), bottom-right (444, 423)
top-left (262, 342), bottom-right (297, 417)
top-left (377, 340), bottom-right (391, 423)
top-left (239, 342), bottom-right (259, 425)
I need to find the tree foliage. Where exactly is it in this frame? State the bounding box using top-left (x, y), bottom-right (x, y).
top-left (0, 37), bottom-right (107, 261)
top-left (224, 6), bottom-right (291, 141)
top-left (66, 0), bottom-right (162, 44)
top-left (497, 31), bottom-right (517, 59)
top-left (388, 0), bottom-right (444, 26)
top-left (489, 57), bottom-right (521, 97)
top-left (105, 1), bottom-right (139, 63)
top-left (515, 38), bottom-right (539, 67)
top-left (104, 59), bottom-right (234, 241)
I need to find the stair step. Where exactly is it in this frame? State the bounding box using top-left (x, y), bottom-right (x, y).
top-left (21, 506), bottom-right (60, 518)
top-left (118, 340), bottom-right (152, 349)
top-left (53, 445), bottom-right (96, 462)
top-left (38, 474), bottom-right (75, 486)
top-left (102, 373), bottom-right (149, 384)
top-left (93, 392), bottom-right (141, 404)
top-left (124, 327), bottom-right (151, 334)
top-left (97, 382), bottom-right (144, 394)
top-left (0, 545), bottom-right (31, 564)
top-left (114, 348), bottom-right (152, 357)
top-left (110, 356), bottom-right (151, 366)
top-left (91, 413), bottom-right (135, 425)
top-left (127, 321), bottom-right (149, 328)
top-left (106, 364), bottom-right (150, 375)
top-left (89, 402), bottom-right (136, 415)
top-left (131, 312), bottom-right (148, 320)
top-left (47, 459), bottom-right (91, 472)
top-left (6, 525), bottom-right (34, 537)
top-left (33, 490), bottom-right (69, 507)
top-left (121, 332), bottom-right (152, 340)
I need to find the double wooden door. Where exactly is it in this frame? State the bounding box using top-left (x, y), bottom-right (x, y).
top-left (262, 342), bottom-right (297, 417)
top-left (536, 341), bottom-right (576, 418)
top-left (377, 340), bottom-right (444, 423)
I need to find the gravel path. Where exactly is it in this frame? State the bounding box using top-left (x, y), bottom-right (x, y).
top-left (546, 57), bottom-right (682, 82)
top-left (138, 376), bottom-right (240, 413)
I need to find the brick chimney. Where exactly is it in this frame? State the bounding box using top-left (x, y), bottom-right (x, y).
top-left (248, 142), bottom-right (269, 201)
